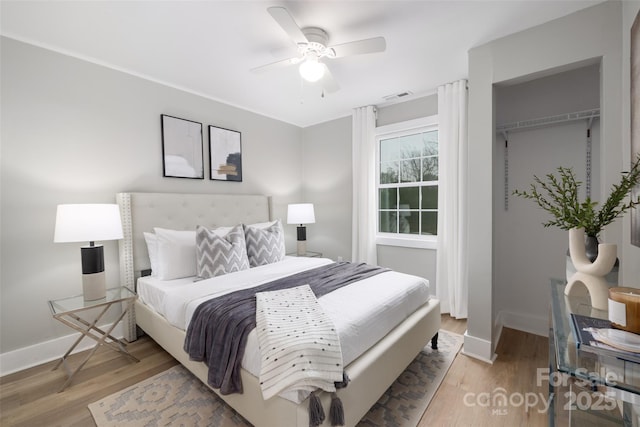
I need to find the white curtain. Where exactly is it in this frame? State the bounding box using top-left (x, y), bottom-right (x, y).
top-left (351, 106), bottom-right (378, 265)
top-left (436, 80), bottom-right (469, 318)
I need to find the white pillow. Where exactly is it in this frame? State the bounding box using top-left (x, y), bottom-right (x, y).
top-left (208, 225), bottom-right (234, 236)
top-left (246, 220), bottom-right (278, 230)
top-left (143, 232), bottom-right (158, 277)
top-left (153, 228), bottom-right (197, 280)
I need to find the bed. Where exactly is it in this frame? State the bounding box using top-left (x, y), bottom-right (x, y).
top-left (116, 192), bottom-right (441, 427)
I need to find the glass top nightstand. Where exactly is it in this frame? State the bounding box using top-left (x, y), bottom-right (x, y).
top-left (549, 278), bottom-right (640, 425)
top-left (286, 251), bottom-right (322, 258)
top-left (49, 286), bottom-right (137, 315)
top-left (48, 286), bottom-right (138, 391)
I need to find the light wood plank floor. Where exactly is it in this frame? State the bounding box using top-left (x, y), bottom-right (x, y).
top-left (0, 315), bottom-right (548, 427)
top-left (420, 318), bottom-right (549, 427)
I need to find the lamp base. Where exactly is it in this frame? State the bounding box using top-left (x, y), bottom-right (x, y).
top-left (296, 240), bottom-right (307, 256)
top-left (81, 245), bottom-right (106, 300)
top-left (296, 225), bottom-right (307, 241)
top-left (83, 272), bottom-right (106, 301)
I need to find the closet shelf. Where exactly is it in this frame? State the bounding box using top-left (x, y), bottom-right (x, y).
top-left (496, 108), bottom-right (600, 133)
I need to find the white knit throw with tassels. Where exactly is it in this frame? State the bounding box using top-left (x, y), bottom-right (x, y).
top-left (255, 284), bottom-right (344, 400)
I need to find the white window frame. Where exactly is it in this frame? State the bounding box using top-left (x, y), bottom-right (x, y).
top-left (375, 115), bottom-right (439, 250)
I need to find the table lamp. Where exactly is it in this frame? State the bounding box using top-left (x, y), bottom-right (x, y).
top-left (54, 204), bottom-right (123, 300)
top-left (287, 203), bottom-right (315, 256)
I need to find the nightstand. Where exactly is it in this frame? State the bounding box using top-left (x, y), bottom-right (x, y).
top-left (48, 286), bottom-right (139, 391)
top-left (286, 250), bottom-right (323, 258)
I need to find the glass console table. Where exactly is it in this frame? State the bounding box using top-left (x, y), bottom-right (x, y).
top-left (549, 278), bottom-right (640, 426)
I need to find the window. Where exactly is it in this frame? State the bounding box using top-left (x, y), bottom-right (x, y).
top-left (376, 116), bottom-right (438, 248)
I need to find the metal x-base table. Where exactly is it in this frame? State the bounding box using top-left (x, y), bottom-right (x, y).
top-left (48, 286), bottom-right (139, 392)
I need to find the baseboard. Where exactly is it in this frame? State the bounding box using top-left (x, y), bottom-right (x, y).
top-left (492, 319), bottom-right (503, 354)
top-left (461, 331), bottom-right (497, 364)
top-left (496, 309), bottom-right (548, 337)
top-left (0, 322), bottom-right (123, 377)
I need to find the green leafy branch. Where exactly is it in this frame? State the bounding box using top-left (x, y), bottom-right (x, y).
top-left (513, 154), bottom-right (640, 237)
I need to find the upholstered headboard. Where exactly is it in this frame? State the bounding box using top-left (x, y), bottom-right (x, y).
top-left (116, 192), bottom-right (272, 340)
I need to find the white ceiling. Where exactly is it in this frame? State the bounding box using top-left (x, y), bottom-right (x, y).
top-left (1, 0), bottom-right (603, 127)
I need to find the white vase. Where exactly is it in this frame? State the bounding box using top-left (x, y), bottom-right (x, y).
top-left (564, 227), bottom-right (617, 310)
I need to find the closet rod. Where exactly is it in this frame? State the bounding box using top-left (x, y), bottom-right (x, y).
top-left (496, 108), bottom-right (600, 133)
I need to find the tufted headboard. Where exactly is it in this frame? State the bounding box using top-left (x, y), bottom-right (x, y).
top-left (116, 192), bottom-right (272, 340)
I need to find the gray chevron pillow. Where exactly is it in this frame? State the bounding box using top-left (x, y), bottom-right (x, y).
top-left (244, 220), bottom-right (286, 267)
top-left (195, 224), bottom-right (250, 279)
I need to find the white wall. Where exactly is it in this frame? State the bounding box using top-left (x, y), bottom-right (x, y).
top-left (0, 38), bottom-right (304, 360)
top-left (376, 95), bottom-right (438, 127)
top-left (496, 64), bottom-right (600, 124)
top-left (300, 116), bottom-right (352, 262)
top-left (494, 122), bottom-right (601, 334)
top-left (466, 0), bottom-right (625, 362)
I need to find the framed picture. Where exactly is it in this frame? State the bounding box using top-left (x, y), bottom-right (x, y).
top-left (632, 11), bottom-right (640, 247)
top-left (209, 125), bottom-right (242, 182)
top-left (161, 114), bottom-right (204, 179)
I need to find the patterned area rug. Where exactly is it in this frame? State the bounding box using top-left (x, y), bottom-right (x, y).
top-left (89, 330), bottom-right (463, 427)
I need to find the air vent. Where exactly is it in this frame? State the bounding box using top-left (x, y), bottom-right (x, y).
top-left (383, 91), bottom-right (413, 101)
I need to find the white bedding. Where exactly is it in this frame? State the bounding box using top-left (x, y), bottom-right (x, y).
top-left (137, 256), bottom-right (431, 402)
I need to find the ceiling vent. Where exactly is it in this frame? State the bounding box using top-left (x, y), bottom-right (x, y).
top-left (382, 91), bottom-right (413, 102)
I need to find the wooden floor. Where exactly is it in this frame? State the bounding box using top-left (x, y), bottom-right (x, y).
top-left (0, 315), bottom-right (549, 427)
top-left (419, 317), bottom-right (549, 427)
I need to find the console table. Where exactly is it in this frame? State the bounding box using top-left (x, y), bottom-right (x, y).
top-left (549, 279), bottom-right (640, 426)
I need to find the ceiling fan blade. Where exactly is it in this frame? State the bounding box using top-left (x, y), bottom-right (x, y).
top-left (267, 7), bottom-right (308, 45)
top-left (321, 64), bottom-right (340, 93)
top-left (330, 37), bottom-right (386, 58)
top-left (250, 57), bottom-right (301, 74)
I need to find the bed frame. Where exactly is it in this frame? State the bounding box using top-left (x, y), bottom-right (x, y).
top-left (116, 192), bottom-right (441, 427)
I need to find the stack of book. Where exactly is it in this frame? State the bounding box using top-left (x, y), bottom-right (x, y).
top-left (570, 313), bottom-right (640, 364)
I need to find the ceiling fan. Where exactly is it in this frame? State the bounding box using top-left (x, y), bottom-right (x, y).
top-left (251, 6), bottom-right (386, 93)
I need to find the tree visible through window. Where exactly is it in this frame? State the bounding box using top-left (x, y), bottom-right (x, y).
top-left (378, 128), bottom-right (438, 237)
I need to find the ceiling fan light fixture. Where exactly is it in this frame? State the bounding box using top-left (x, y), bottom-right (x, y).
top-left (299, 57), bottom-right (325, 82)
top-left (254, 6), bottom-right (386, 92)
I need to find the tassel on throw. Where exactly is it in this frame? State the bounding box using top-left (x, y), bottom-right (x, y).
top-left (309, 391), bottom-right (325, 427)
top-left (329, 393), bottom-right (345, 426)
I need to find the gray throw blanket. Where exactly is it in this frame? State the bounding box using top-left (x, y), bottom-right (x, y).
top-left (183, 261), bottom-right (389, 395)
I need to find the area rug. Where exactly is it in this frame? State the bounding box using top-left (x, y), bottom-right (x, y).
top-left (89, 330), bottom-right (463, 427)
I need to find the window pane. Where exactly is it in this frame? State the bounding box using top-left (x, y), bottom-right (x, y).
top-left (423, 131), bottom-right (438, 155)
top-left (399, 211), bottom-right (419, 234)
top-left (380, 137), bottom-right (400, 162)
top-left (400, 159), bottom-right (421, 182)
top-left (399, 134), bottom-right (424, 160)
top-left (421, 212), bottom-right (438, 235)
top-left (379, 211), bottom-right (397, 233)
top-left (422, 157), bottom-right (438, 181)
top-left (380, 161), bottom-right (398, 184)
top-left (399, 186), bottom-right (419, 209)
top-left (379, 188), bottom-right (397, 209)
top-left (422, 186), bottom-right (438, 209)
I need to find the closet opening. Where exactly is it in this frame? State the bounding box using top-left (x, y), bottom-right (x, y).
top-left (492, 60), bottom-right (601, 336)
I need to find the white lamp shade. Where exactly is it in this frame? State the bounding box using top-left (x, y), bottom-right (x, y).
top-left (54, 204), bottom-right (124, 243)
top-left (287, 203), bottom-right (316, 225)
